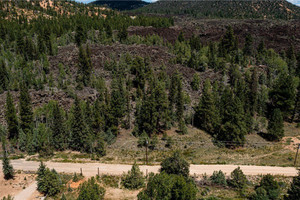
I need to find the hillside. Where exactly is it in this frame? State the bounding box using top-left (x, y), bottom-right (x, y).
top-left (136, 0), bottom-right (300, 19)
top-left (0, 0), bottom-right (300, 199)
top-left (91, 0), bottom-right (149, 10)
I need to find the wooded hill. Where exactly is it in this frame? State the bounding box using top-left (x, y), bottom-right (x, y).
top-left (136, 0), bottom-right (300, 19)
top-left (0, 0), bottom-right (298, 159)
top-left (91, 0), bottom-right (149, 11)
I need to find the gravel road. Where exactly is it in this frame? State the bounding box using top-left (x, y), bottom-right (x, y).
top-left (6, 159), bottom-right (299, 177)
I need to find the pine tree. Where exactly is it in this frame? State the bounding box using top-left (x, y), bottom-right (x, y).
top-left (2, 138), bottom-right (14, 180)
top-left (285, 171), bottom-right (300, 200)
top-left (267, 109), bottom-right (284, 141)
top-left (286, 45), bottom-right (297, 74)
top-left (219, 26), bottom-right (237, 57)
top-left (176, 76), bottom-right (184, 122)
top-left (37, 161), bottom-right (46, 192)
top-left (118, 26), bottom-right (128, 42)
top-left (177, 31), bottom-right (185, 42)
top-left (250, 67), bottom-right (259, 115)
top-left (0, 60), bottom-right (8, 92)
top-left (19, 83), bottom-right (33, 135)
top-left (52, 102), bottom-right (65, 150)
top-left (208, 42), bottom-right (217, 70)
top-left (269, 72), bottom-right (297, 117)
top-left (77, 45), bottom-right (93, 87)
top-left (110, 78), bottom-right (126, 127)
top-left (5, 92), bottom-right (18, 140)
top-left (194, 79), bottom-right (220, 135)
top-left (243, 34), bottom-right (253, 57)
top-left (75, 24), bottom-right (87, 46)
top-left (191, 73), bottom-right (200, 91)
top-left (18, 129), bottom-right (27, 152)
top-left (218, 88), bottom-right (247, 147)
top-left (71, 97), bottom-right (89, 152)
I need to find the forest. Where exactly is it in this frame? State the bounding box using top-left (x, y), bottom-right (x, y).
top-left (0, 0), bottom-right (300, 199)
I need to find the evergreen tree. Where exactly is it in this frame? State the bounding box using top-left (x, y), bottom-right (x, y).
top-left (18, 129), bottom-right (27, 152)
top-left (286, 45), bottom-right (297, 74)
top-left (267, 109), bottom-right (284, 141)
top-left (118, 26), bottom-right (128, 42)
top-left (269, 72), bottom-right (297, 117)
top-left (219, 26), bottom-right (237, 57)
top-left (243, 34), bottom-right (253, 56)
top-left (256, 174), bottom-right (281, 200)
top-left (77, 177), bottom-right (105, 200)
top-left (0, 60), bottom-right (8, 92)
top-left (75, 24), bottom-right (87, 46)
top-left (2, 137), bottom-right (14, 180)
top-left (218, 88), bottom-right (247, 147)
top-left (37, 162), bottom-right (46, 192)
top-left (71, 97), bottom-right (89, 152)
top-left (51, 102), bottom-right (66, 150)
top-left (110, 78), bottom-right (126, 127)
top-left (250, 67), bottom-right (259, 115)
top-left (19, 83), bottom-right (33, 135)
top-left (5, 92), bottom-right (19, 140)
top-left (77, 45), bottom-right (93, 87)
top-left (194, 79), bottom-right (220, 135)
top-left (190, 73), bottom-right (200, 91)
top-left (121, 162), bottom-right (145, 190)
top-left (160, 151), bottom-right (189, 178)
top-left (177, 31), bottom-right (185, 42)
top-left (208, 42), bottom-right (217, 70)
top-left (285, 171), bottom-right (300, 200)
top-left (176, 76), bottom-right (184, 121)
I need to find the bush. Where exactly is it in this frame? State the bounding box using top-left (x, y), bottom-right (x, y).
top-left (121, 163), bottom-right (145, 190)
top-left (210, 170), bottom-right (227, 186)
top-left (1, 195), bottom-right (13, 200)
top-left (255, 174), bottom-right (281, 200)
top-left (77, 177), bottom-right (105, 200)
top-left (137, 172), bottom-right (197, 200)
top-left (160, 151), bottom-right (190, 177)
top-left (228, 167), bottom-right (247, 189)
top-left (250, 187), bottom-right (269, 200)
top-left (100, 175), bottom-right (120, 188)
top-left (37, 162), bottom-right (62, 197)
top-left (165, 136), bottom-right (174, 148)
top-left (285, 171), bottom-right (300, 200)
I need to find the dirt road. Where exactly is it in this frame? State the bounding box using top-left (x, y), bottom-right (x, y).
top-left (14, 181), bottom-right (37, 200)
top-left (5, 159), bottom-right (299, 177)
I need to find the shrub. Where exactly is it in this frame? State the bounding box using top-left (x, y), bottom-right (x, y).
top-left (121, 163), bottom-right (145, 190)
top-left (285, 171), bottom-right (300, 200)
top-left (137, 172), bottom-right (197, 200)
top-left (2, 138), bottom-right (14, 180)
top-left (250, 187), bottom-right (269, 200)
top-left (73, 173), bottom-right (83, 182)
top-left (160, 151), bottom-right (190, 177)
top-left (1, 195), bottom-right (13, 200)
top-left (165, 136), bottom-right (174, 148)
top-left (256, 174), bottom-right (281, 200)
top-left (228, 167), bottom-right (247, 189)
top-left (101, 175), bottom-right (120, 188)
top-left (210, 170), bottom-right (227, 186)
top-left (37, 162), bottom-right (62, 197)
top-left (77, 177), bottom-right (105, 200)
top-left (95, 137), bottom-right (106, 157)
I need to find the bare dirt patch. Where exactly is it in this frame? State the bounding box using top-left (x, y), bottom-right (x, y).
top-left (105, 187), bottom-right (140, 200)
top-left (0, 172), bottom-right (36, 199)
top-left (282, 137), bottom-right (300, 152)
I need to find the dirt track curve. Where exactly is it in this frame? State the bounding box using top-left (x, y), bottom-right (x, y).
top-left (3, 159), bottom-right (299, 177)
